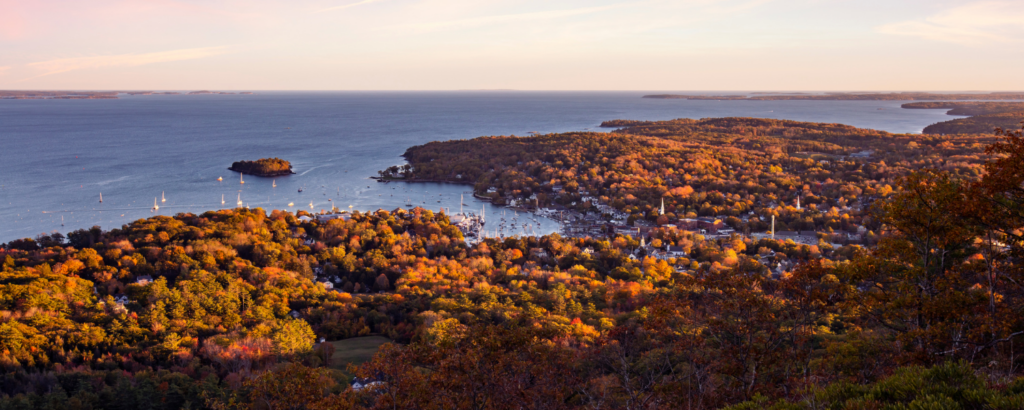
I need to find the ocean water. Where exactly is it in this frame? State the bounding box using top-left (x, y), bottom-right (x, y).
top-left (0, 91), bottom-right (960, 243)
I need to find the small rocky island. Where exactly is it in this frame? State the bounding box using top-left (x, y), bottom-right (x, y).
top-left (228, 158), bottom-right (295, 176)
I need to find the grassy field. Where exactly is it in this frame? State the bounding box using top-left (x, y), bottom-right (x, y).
top-left (326, 336), bottom-right (393, 371)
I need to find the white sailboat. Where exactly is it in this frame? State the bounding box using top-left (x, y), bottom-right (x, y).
top-left (153, 197), bottom-right (159, 211)
top-left (61, 215), bottom-right (64, 226)
top-left (217, 176), bottom-right (223, 181)
top-left (273, 180), bottom-right (277, 188)
top-left (161, 191), bottom-right (166, 203)
top-left (99, 192), bottom-right (103, 203)
top-left (237, 193), bottom-right (243, 207)
top-left (309, 202), bottom-right (313, 209)
top-left (288, 202), bottom-right (294, 207)
top-left (240, 173), bottom-right (245, 184)
top-left (221, 194), bottom-right (225, 205)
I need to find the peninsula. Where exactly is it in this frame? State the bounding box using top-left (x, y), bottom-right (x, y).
top-left (228, 157), bottom-right (295, 176)
top-left (643, 91), bottom-right (1024, 101)
top-left (902, 101), bottom-right (1024, 134)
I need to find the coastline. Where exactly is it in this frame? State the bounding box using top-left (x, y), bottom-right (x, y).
top-left (227, 167), bottom-right (296, 177)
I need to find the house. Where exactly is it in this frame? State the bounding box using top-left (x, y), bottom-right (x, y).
top-left (448, 214), bottom-right (467, 224)
top-left (665, 246), bottom-right (687, 258)
top-left (582, 247), bottom-right (595, 256)
top-left (487, 187), bottom-right (498, 194)
top-left (677, 218), bottom-right (700, 230)
top-left (319, 280), bottom-right (334, 290)
top-left (613, 225), bottom-right (637, 236)
top-left (696, 217), bottom-right (724, 234)
top-left (351, 377), bottom-right (383, 392)
top-left (529, 248), bottom-right (550, 259)
top-left (298, 215), bottom-right (313, 222)
top-left (134, 275), bottom-right (153, 285)
top-left (289, 310), bottom-right (301, 318)
top-left (316, 213), bottom-right (351, 222)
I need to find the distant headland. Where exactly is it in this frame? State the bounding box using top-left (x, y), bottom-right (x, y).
top-left (228, 158), bottom-right (294, 176)
top-left (642, 92), bottom-right (1024, 101)
top-left (0, 90), bottom-right (118, 99)
top-left (0, 90), bottom-right (254, 99)
top-left (902, 101), bottom-right (1024, 134)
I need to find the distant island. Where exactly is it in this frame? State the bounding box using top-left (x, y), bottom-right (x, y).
top-left (229, 158), bottom-right (294, 176)
top-left (902, 102), bottom-right (1024, 134)
top-left (598, 119), bottom-right (656, 128)
top-left (125, 91), bottom-right (181, 95)
top-left (188, 90), bottom-right (244, 95)
top-left (0, 90), bottom-right (118, 99)
top-left (643, 92), bottom-right (1024, 101)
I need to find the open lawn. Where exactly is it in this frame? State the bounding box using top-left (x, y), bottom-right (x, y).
top-left (326, 336), bottom-right (393, 371)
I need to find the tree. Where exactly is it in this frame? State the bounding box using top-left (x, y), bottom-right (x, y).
top-left (240, 363), bottom-right (353, 410)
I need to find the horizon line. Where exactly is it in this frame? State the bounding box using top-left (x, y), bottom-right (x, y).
top-left (1, 89), bottom-right (1022, 93)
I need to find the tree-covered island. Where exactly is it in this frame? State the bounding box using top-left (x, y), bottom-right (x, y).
top-left (228, 158), bottom-right (295, 177)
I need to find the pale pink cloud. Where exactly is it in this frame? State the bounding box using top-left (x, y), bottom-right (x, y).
top-left (318, 0), bottom-right (388, 13)
top-left (877, 1), bottom-right (1024, 44)
top-left (26, 47), bottom-right (228, 78)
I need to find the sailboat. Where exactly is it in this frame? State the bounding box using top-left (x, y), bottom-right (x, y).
top-left (217, 176), bottom-right (223, 181)
top-left (221, 194), bottom-right (225, 205)
top-left (153, 198), bottom-right (159, 211)
top-left (273, 180), bottom-right (277, 188)
top-left (288, 202), bottom-right (294, 207)
top-left (99, 193), bottom-right (103, 203)
top-left (237, 193), bottom-right (243, 207)
top-left (309, 202), bottom-right (313, 209)
top-left (240, 173), bottom-right (245, 184)
top-left (61, 215), bottom-right (64, 226)
top-left (161, 191), bottom-right (166, 203)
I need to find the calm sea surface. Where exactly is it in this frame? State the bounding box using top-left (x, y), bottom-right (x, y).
top-left (0, 92), bottom-right (960, 242)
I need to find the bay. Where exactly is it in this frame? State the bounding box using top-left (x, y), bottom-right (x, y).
top-left (0, 91), bottom-right (959, 242)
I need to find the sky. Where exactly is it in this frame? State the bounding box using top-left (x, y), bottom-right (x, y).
top-left (1, 0), bottom-right (1022, 90)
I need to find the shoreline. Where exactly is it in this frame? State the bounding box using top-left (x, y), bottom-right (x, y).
top-left (227, 167), bottom-right (296, 177)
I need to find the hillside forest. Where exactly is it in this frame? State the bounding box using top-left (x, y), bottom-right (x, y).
top-left (3, 118), bottom-right (1024, 409)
